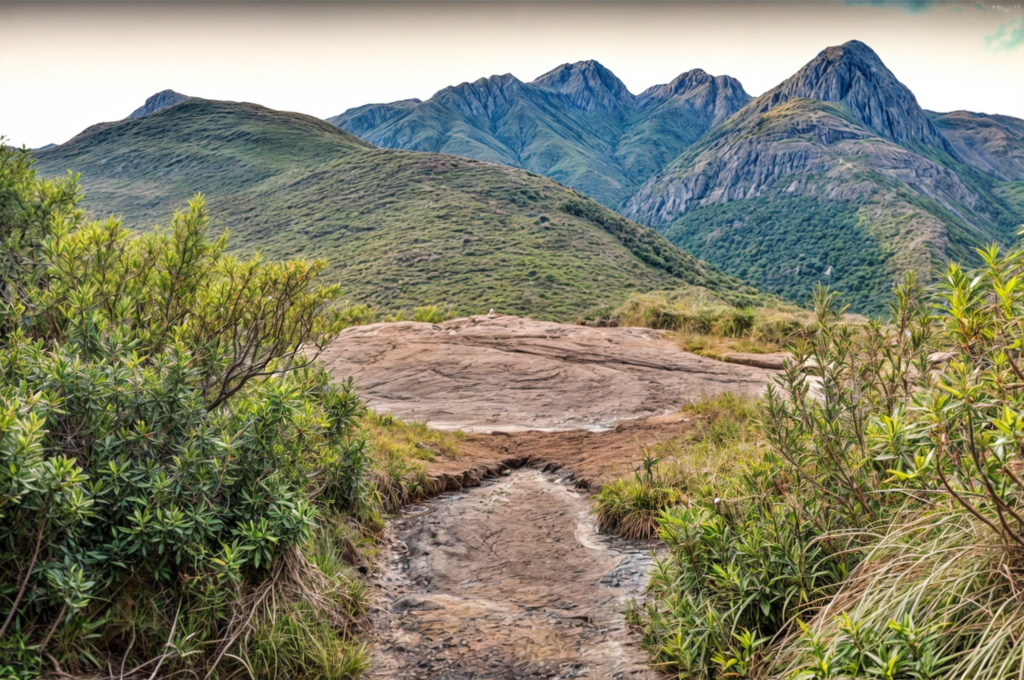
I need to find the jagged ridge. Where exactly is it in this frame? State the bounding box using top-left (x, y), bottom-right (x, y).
top-left (328, 61), bottom-right (751, 208)
top-left (621, 41), bottom-right (1024, 313)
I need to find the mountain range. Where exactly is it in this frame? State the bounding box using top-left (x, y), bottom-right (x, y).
top-left (329, 61), bottom-right (751, 210)
top-left (329, 41), bottom-right (1024, 312)
top-left (30, 98), bottom-right (753, 320)
top-left (27, 41), bottom-right (1024, 315)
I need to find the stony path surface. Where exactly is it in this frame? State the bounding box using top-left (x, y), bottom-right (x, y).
top-left (320, 315), bottom-right (774, 432)
top-left (320, 316), bottom-right (779, 677)
top-left (369, 470), bottom-right (658, 680)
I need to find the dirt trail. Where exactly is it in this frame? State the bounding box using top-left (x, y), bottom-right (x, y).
top-left (369, 470), bottom-right (658, 679)
top-left (321, 315), bottom-right (773, 432)
top-left (321, 316), bottom-right (778, 678)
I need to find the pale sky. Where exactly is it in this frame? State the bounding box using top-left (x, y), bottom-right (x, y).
top-left (2, 1), bottom-right (1022, 149)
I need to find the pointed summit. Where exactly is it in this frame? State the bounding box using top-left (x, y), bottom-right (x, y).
top-left (532, 60), bottom-right (632, 112)
top-left (755, 40), bottom-right (950, 150)
top-left (643, 69), bottom-right (714, 99)
top-left (639, 69), bottom-right (750, 112)
top-left (433, 73), bottom-right (529, 120)
top-left (128, 90), bottom-right (191, 119)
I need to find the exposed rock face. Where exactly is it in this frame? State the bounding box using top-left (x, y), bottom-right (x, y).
top-left (637, 68), bottom-right (747, 121)
top-left (328, 60), bottom-right (751, 208)
top-left (932, 110), bottom-right (1024, 181)
top-left (624, 100), bottom-right (979, 227)
top-left (753, 41), bottom-right (954, 153)
top-left (127, 90), bottom-right (190, 119)
top-left (319, 315), bottom-right (773, 432)
top-left (532, 59), bottom-right (632, 113)
top-left (618, 41), bottom-right (1022, 313)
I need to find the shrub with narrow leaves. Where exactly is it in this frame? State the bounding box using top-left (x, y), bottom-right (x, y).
top-left (0, 144), bottom-right (369, 677)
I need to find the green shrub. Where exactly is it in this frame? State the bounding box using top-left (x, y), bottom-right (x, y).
top-left (637, 242), bottom-right (1024, 679)
top-left (785, 243), bottom-right (1024, 679)
top-left (0, 145), bottom-right (371, 677)
top-left (338, 303), bottom-right (376, 328)
top-left (412, 304), bottom-right (455, 324)
top-left (634, 277), bottom-right (935, 678)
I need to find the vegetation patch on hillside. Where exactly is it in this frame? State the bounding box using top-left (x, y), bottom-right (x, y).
top-left (31, 100), bottom-right (756, 322)
top-left (580, 290), bottom-right (814, 357)
top-left (596, 251), bottom-right (1024, 679)
top-left (660, 196), bottom-right (899, 314)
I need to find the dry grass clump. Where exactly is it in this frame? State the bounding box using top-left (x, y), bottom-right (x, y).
top-left (581, 290), bottom-right (814, 357)
top-left (361, 411), bottom-right (464, 512)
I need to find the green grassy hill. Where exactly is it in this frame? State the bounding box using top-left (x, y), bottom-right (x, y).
top-left (32, 98), bottom-right (757, 320)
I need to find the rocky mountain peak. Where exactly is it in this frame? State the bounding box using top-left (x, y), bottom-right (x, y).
top-left (433, 74), bottom-right (530, 120)
top-left (127, 90), bottom-right (191, 119)
top-left (661, 69), bottom-right (714, 96)
top-left (639, 69), bottom-right (749, 105)
top-left (437, 73), bottom-right (525, 100)
top-left (755, 40), bottom-right (952, 151)
top-left (532, 60), bottom-right (632, 112)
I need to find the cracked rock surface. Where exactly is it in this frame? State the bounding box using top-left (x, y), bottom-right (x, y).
top-left (369, 470), bottom-right (658, 679)
top-left (320, 315), bottom-right (773, 432)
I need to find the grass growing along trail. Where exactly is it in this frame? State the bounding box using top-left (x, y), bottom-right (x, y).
top-left (594, 394), bottom-right (762, 541)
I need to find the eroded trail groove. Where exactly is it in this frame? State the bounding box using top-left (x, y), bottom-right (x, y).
top-left (324, 315), bottom-right (779, 677)
top-left (370, 470), bottom-right (658, 679)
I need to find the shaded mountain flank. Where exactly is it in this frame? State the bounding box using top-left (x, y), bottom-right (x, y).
top-left (334, 42), bottom-right (1024, 314)
top-left (329, 60), bottom-right (751, 209)
top-left (30, 97), bottom-right (758, 321)
top-left (621, 41), bottom-right (1024, 313)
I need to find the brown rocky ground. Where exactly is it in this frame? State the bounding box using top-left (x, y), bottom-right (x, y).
top-left (369, 470), bottom-right (659, 680)
top-left (320, 315), bottom-right (773, 433)
top-left (426, 411), bottom-right (696, 493)
top-left (321, 316), bottom-right (779, 678)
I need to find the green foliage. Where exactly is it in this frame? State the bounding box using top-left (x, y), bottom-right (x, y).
top-left (635, 238), bottom-right (1024, 679)
top-left (411, 304), bottom-right (455, 324)
top-left (582, 290), bottom-right (812, 357)
top-left (561, 198), bottom-right (747, 294)
top-left (0, 145), bottom-right (370, 676)
top-left (633, 277), bottom-right (937, 678)
top-left (359, 411), bottom-right (463, 512)
top-left (594, 449), bottom-right (686, 540)
top-left (662, 196), bottom-right (899, 314)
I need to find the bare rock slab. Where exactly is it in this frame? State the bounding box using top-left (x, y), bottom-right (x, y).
top-left (369, 470), bottom-right (658, 679)
top-left (320, 315), bottom-right (775, 432)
